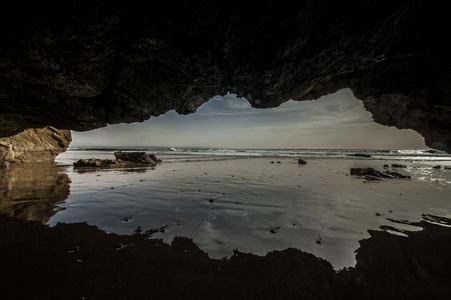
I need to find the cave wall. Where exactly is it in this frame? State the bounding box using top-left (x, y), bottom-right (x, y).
top-left (0, 1), bottom-right (449, 151)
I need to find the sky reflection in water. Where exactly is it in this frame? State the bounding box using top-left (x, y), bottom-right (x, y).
top-left (25, 153), bottom-right (450, 270)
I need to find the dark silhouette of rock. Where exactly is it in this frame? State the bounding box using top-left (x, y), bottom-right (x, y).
top-left (114, 152), bottom-right (157, 166)
top-left (391, 164), bottom-right (407, 168)
top-left (424, 149), bottom-right (439, 154)
top-left (298, 159), bottom-right (307, 164)
top-left (73, 158), bottom-right (125, 168)
top-left (350, 168), bottom-right (410, 179)
top-left (433, 165), bottom-right (441, 169)
top-left (149, 154), bottom-right (162, 163)
top-left (0, 2), bottom-right (450, 153)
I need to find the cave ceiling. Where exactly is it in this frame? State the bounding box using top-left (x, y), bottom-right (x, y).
top-left (0, 1), bottom-right (449, 151)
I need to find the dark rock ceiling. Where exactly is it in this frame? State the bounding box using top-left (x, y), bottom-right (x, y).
top-left (0, 1), bottom-right (450, 151)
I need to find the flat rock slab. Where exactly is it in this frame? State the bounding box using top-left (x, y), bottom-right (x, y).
top-left (350, 167), bottom-right (411, 180)
top-left (114, 151), bottom-right (157, 166)
top-left (73, 158), bottom-right (126, 168)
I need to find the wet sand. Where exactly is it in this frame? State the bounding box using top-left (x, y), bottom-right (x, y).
top-left (1, 213), bottom-right (451, 299)
top-left (1, 156), bottom-right (451, 298)
top-left (51, 156), bottom-right (451, 269)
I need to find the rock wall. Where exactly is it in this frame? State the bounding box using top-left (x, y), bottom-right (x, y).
top-left (0, 1), bottom-right (450, 152)
top-left (0, 127), bottom-right (71, 166)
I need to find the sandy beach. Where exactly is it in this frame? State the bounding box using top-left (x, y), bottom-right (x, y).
top-left (1, 150), bottom-right (451, 298)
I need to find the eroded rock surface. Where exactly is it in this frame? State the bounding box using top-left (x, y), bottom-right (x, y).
top-left (350, 167), bottom-right (411, 179)
top-left (73, 158), bottom-right (125, 168)
top-left (0, 127), bottom-right (71, 166)
top-left (114, 151), bottom-right (157, 166)
top-left (0, 1), bottom-right (450, 151)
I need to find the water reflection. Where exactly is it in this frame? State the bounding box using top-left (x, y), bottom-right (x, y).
top-left (0, 212), bottom-right (450, 299)
top-left (0, 163), bottom-right (70, 223)
top-left (1, 158), bottom-right (451, 298)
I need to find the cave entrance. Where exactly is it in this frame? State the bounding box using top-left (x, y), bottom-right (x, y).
top-left (69, 89), bottom-right (426, 150)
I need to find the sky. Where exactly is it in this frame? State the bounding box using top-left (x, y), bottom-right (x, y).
top-left (71, 89), bottom-right (428, 149)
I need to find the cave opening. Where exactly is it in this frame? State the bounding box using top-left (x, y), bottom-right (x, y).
top-left (68, 89), bottom-right (427, 151)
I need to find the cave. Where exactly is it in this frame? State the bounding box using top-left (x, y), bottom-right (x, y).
top-left (1, 2), bottom-right (451, 299)
top-left (0, 0), bottom-right (450, 159)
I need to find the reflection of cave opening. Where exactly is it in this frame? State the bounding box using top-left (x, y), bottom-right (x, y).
top-left (70, 89), bottom-right (427, 150)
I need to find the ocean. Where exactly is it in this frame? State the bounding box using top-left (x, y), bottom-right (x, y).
top-left (58, 147), bottom-right (451, 164)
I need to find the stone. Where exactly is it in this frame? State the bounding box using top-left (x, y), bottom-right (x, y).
top-left (73, 158), bottom-right (125, 168)
top-left (298, 159), bottom-right (307, 164)
top-left (391, 164), bottom-right (407, 168)
top-left (433, 165), bottom-right (441, 169)
top-left (149, 154), bottom-right (162, 163)
top-left (350, 168), bottom-right (410, 180)
top-left (0, 2), bottom-right (450, 153)
top-left (0, 127), bottom-right (71, 166)
top-left (114, 152), bottom-right (157, 166)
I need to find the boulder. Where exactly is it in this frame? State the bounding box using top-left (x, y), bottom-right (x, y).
top-left (350, 168), bottom-right (410, 179)
top-left (114, 152), bottom-right (157, 166)
top-left (298, 159), bottom-right (307, 165)
top-left (391, 164), bottom-right (407, 168)
top-left (73, 158), bottom-right (125, 168)
top-left (0, 127), bottom-right (71, 166)
top-left (149, 154), bottom-right (162, 163)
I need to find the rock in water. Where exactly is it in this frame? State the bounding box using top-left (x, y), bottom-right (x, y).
top-left (114, 152), bottom-right (157, 166)
top-left (149, 154), bottom-right (162, 163)
top-left (391, 164), bottom-right (407, 168)
top-left (73, 159), bottom-right (125, 168)
top-left (298, 159), bottom-right (307, 164)
top-left (350, 168), bottom-right (410, 179)
top-left (0, 127), bottom-right (71, 166)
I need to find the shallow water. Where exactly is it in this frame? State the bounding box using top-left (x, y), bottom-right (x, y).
top-left (22, 150), bottom-right (447, 270)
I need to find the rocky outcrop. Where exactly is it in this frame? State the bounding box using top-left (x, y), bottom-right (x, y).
top-left (73, 152), bottom-right (160, 168)
top-left (0, 1), bottom-right (450, 152)
top-left (350, 167), bottom-right (411, 179)
top-left (0, 127), bottom-right (71, 166)
top-left (114, 151), bottom-right (157, 165)
top-left (73, 158), bottom-right (125, 168)
top-left (298, 159), bottom-right (307, 165)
